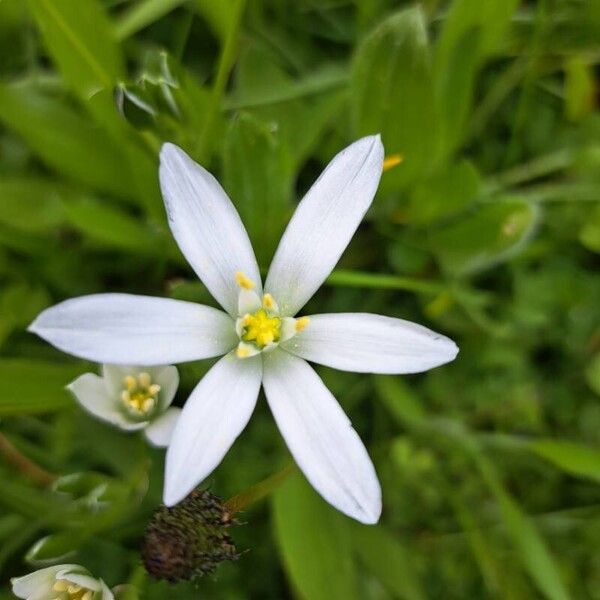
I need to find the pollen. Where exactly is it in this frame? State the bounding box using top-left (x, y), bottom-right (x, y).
top-left (382, 154), bottom-right (404, 172)
top-left (121, 372), bottom-right (161, 416)
top-left (53, 580), bottom-right (93, 600)
top-left (235, 271), bottom-right (255, 290)
top-left (295, 316), bottom-right (310, 332)
top-left (241, 309), bottom-right (281, 349)
top-left (262, 293), bottom-right (275, 309)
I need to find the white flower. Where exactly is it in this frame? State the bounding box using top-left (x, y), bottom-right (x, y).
top-left (11, 564), bottom-right (113, 600)
top-left (29, 135), bottom-right (458, 524)
top-left (68, 365), bottom-right (181, 447)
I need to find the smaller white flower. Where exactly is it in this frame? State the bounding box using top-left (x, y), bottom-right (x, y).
top-left (68, 365), bottom-right (181, 447)
top-left (11, 564), bottom-right (114, 600)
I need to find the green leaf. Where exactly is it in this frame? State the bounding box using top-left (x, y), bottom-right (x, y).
top-left (530, 439), bottom-right (600, 482)
top-left (62, 196), bottom-right (164, 256)
top-left (27, 0), bottom-right (124, 100)
top-left (114, 0), bottom-right (189, 41)
top-left (0, 177), bottom-right (66, 233)
top-left (26, 532), bottom-right (79, 566)
top-left (223, 113), bottom-right (292, 264)
top-left (351, 6), bottom-right (437, 189)
top-left (585, 353), bottom-right (600, 395)
top-left (434, 0), bottom-right (519, 154)
top-left (374, 376), bottom-right (426, 426)
top-left (427, 198), bottom-right (538, 276)
top-left (272, 473), bottom-right (357, 600)
top-left (408, 159), bottom-right (481, 224)
top-left (0, 83), bottom-right (133, 199)
top-left (564, 56), bottom-right (595, 122)
top-left (465, 441), bottom-right (571, 600)
top-left (0, 359), bottom-right (84, 415)
top-left (579, 204), bottom-right (600, 253)
top-left (0, 283), bottom-right (50, 347)
top-left (351, 523), bottom-right (426, 600)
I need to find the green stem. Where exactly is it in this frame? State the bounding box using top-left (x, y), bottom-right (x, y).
top-left (325, 269), bottom-right (443, 294)
top-left (194, 0), bottom-right (246, 161)
top-left (224, 463), bottom-right (295, 514)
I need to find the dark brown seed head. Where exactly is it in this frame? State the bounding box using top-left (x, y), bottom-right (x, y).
top-left (141, 489), bottom-right (240, 582)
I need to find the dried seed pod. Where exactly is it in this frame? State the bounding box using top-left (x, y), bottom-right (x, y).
top-left (141, 489), bottom-right (239, 582)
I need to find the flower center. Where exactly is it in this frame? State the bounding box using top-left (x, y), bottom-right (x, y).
top-left (234, 272), bottom-right (310, 359)
top-left (241, 309), bottom-right (281, 348)
top-left (52, 579), bottom-right (94, 600)
top-left (121, 372), bottom-right (161, 416)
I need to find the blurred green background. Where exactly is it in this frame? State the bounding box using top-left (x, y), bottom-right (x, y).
top-left (0, 0), bottom-right (599, 598)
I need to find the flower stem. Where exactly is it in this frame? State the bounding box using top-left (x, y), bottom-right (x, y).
top-left (0, 431), bottom-right (56, 486)
top-left (326, 269), bottom-right (443, 295)
top-left (224, 463), bottom-right (295, 514)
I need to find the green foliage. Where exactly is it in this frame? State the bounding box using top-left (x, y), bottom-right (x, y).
top-left (0, 0), bottom-right (599, 598)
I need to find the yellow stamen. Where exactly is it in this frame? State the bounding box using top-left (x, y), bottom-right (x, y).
top-left (121, 373), bottom-right (161, 416)
top-left (295, 316), bottom-right (310, 332)
top-left (262, 293), bottom-right (275, 309)
top-left (235, 271), bottom-right (255, 290)
top-left (53, 579), bottom-right (91, 600)
top-left (241, 309), bottom-right (281, 349)
top-left (236, 345), bottom-right (251, 358)
top-left (138, 372), bottom-right (151, 388)
top-left (382, 154), bottom-right (404, 172)
top-left (124, 375), bottom-right (137, 391)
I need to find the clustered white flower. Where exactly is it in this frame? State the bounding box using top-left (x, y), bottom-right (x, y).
top-left (30, 135), bottom-right (458, 524)
top-left (11, 564), bottom-right (113, 600)
top-left (68, 364), bottom-right (181, 447)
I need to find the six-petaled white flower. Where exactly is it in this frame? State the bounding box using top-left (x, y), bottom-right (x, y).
top-left (68, 364), bottom-right (181, 447)
top-left (29, 135), bottom-right (458, 524)
top-left (11, 564), bottom-right (113, 600)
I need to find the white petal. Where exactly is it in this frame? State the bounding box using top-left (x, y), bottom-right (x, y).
top-left (164, 353), bottom-right (262, 505)
top-left (282, 313), bottom-right (459, 374)
top-left (29, 294), bottom-right (237, 365)
top-left (238, 288), bottom-right (262, 315)
top-left (153, 365), bottom-right (179, 411)
top-left (159, 143), bottom-right (261, 315)
top-left (57, 570), bottom-right (101, 592)
top-left (265, 135), bottom-right (384, 316)
top-left (68, 373), bottom-right (146, 431)
top-left (11, 565), bottom-right (80, 599)
top-left (144, 407), bottom-right (181, 447)
top-left (262, 349), bottom-right (381, 524)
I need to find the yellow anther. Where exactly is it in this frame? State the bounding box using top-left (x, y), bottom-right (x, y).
top-left (236, 345), bottom-right (251, 358)
top-left (53, 579), bottom-right (90, 600)
top-left (124, 375), bottom-right (137, 391)
top-left (382, 154), bottom-right (404, 172)
top-left (262, 293), bottom-right (275, 309)
top-left (148, 384), bottom-right (161, 396)
top-left (54, 581), bottom-right (69, 592)
top-left (121, 372), bottom-right (161, 416)
top-left (295, 316), bottom-right (310, 332)
top-left (138, 372), bottom-right (151, 388)
top-left (235, 271), bottom-right (255, 290)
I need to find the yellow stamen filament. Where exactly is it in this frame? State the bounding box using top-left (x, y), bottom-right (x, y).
top-left (241, 309), bottom-right (281, 348)
top-left (295, 316), bottom-right (310, 332)
top-left (53, 579), bottom-right (93, 600)
top-left (235, 271), bottom-right (255, 290)
top-left (262, 293), bottom-right (275, 309)
top-left (121, 372), bottom-right (161, 416)
top-left (382, 154), bottom-right (404, 172)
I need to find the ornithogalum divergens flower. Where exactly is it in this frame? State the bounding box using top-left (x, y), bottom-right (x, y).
top-left (29, 135), bottom-right (458, 524)
top-left (68, 364), bottom-right (181, 447)
top-left (11, 564), bottom-right (113, 600)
